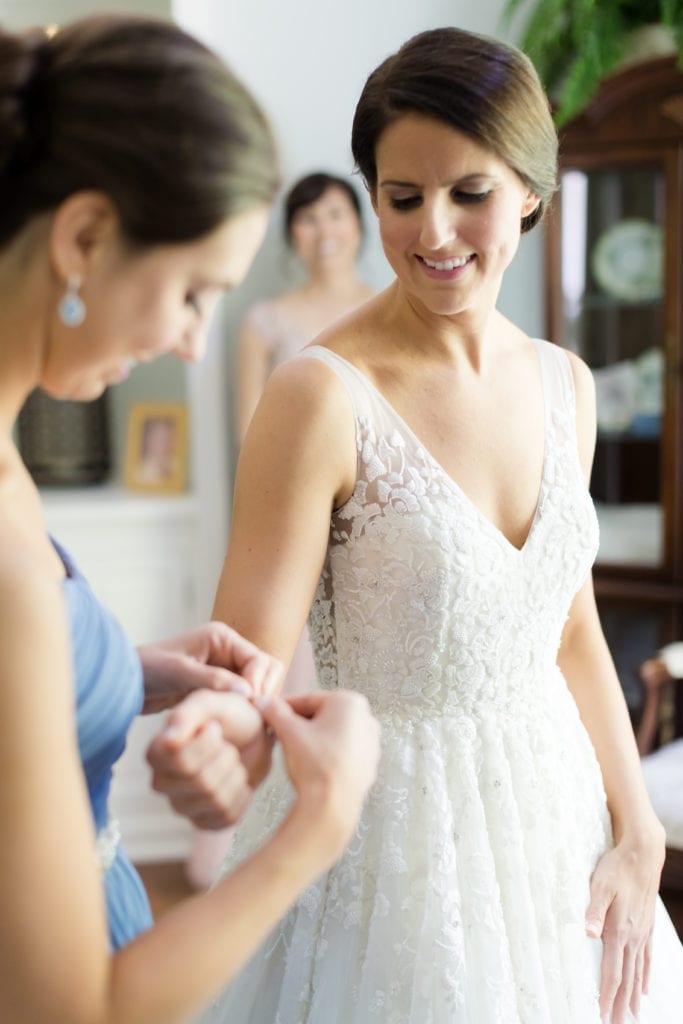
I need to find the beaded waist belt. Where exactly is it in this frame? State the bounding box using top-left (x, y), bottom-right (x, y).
top-left (95, 818), bottom-right (121, 874)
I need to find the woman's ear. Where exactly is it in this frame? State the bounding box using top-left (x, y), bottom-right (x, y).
top-left (522, 191), bottom-right (541, 221)
top-left (48, 191), bottom-right (120, 284)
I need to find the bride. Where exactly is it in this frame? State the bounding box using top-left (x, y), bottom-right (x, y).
top-left (200, 26), bottom-right (683, 1024)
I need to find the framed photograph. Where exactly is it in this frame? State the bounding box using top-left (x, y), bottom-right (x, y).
top-left (124, 402), bottom-right (188, 493)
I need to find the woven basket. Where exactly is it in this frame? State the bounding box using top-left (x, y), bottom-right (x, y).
top-left (17, 388), bottom-right (111, 486)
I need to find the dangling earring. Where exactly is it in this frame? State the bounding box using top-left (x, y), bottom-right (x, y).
top-left (59, 273), bottom-right (86, 327)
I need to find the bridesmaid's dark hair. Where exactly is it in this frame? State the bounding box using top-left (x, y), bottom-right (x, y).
top-left (0, 14), bottom-right (279, 247)
top-left (351, 27), bottom-right (557, 233)
top-left (284, 171), bottom-right (363, 245)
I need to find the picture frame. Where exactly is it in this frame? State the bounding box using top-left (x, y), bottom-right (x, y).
top-left (123, 402), bottom-right (188, 494)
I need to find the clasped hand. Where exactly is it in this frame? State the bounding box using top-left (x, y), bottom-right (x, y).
top-left (142, 621), bottom-right (381, 856)
top-left (142, 622), bottom-right (282, 829)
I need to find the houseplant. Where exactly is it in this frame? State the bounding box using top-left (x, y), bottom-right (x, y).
top-left (501, 0), bottom-right (683, 125)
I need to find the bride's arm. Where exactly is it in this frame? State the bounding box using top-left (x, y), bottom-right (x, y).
top-left (558, 581), bottom-right (665, 1024)
top-left (560, 352), bottom-right (664, 844)
top-left (557, 351), bottom-right (665, 1024)
top-left (214, 354), bottom-right (357, 686)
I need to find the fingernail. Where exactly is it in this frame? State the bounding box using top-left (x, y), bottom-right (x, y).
top-left (230, 680), bottom-right (251, 696)
top-left (254, 696), bottom-right (272, 711)
top-left (161, 725), bottom-right (182, 742)
top-left (207, 720), bottom-right (223, 739)
top-left (585, 918), bottom-right (601, 938)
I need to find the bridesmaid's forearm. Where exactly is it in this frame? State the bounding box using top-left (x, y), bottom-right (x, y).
top-left (109, 803), bottom-right (332, 1024)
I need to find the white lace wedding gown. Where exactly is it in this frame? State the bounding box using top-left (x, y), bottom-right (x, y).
top-left (200, 340), bottom-right (683, 1023)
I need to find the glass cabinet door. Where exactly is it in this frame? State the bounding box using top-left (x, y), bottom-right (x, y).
top-left (559, 164), bottom-right (666, 568)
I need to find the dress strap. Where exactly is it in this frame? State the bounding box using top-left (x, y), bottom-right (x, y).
top-left (296, 346), bottom-right (414, 502)
top-left (296, 345), bottom-right (378, 423)
top-left (51, 535), bottom-right (78, 581)
top-left (532, 338), bottom-right (578, 443)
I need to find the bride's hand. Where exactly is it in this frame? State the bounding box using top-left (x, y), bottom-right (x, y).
top-left (146, 689), bottom-right (273, 828)
top-left (585, 826), bottom-right (665, 1022)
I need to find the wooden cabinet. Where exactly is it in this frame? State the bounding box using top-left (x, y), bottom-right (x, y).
top-left (545, 56), bottom-right (683, 739)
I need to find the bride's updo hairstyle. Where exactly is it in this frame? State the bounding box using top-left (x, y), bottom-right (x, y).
top-left (351, 27), bottom-right (557, 233)
top-left (0, 15), bottom-right (279, 248)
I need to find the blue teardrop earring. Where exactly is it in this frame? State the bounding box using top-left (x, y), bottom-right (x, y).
top-left (59, 273), bottom-right (86, 327)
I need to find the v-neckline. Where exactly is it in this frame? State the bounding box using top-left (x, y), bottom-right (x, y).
top-left (309, 341), bottom-right (548, 556)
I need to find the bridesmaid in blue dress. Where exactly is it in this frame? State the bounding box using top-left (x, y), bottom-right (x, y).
top-left (0, 14), bottom-right (380, 1023)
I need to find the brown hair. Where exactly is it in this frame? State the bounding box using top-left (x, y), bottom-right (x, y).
top-left (0, 15), bottom-right (279, 247)
top-left (283, 171), bottom-right (363, 245)
top-left (351, 27), bottom-right (557, 233)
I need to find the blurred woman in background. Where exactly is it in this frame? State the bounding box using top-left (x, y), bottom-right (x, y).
top-left (235, 171), bottom-right (375, 445)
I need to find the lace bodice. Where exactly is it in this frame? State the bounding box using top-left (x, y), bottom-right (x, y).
top-left (304, 341), bottom-right (599, 722)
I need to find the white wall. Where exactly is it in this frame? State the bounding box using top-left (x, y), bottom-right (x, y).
top-left (0, 0), bottom-right (170, 29)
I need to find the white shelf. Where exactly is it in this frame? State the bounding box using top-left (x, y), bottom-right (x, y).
top-left (41, 483), bottom-right (198, 522)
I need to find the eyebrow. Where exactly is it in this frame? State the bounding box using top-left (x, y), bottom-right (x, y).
top-left (379, 173), bottom-right (495, 189)
top-left (196, 277), bottom-right (236, 292)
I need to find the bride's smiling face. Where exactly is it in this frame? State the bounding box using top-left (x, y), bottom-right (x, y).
top-left (372, 114), bottom-right (539, 317)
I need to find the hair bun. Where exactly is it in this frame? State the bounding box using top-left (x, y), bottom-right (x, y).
top-left (0, 28), bottom-right (52, 177)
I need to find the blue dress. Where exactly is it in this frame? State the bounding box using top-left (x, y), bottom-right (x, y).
top-left (54, 538), bottom-right (153, 950)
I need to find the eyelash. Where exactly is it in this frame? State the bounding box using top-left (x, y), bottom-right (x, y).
top-left (186, 292), bottom-right (202, 314)
top-left (389, 191), bottom-right (490, 211)
top-left (455, 190), bottom-right (490, 204)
